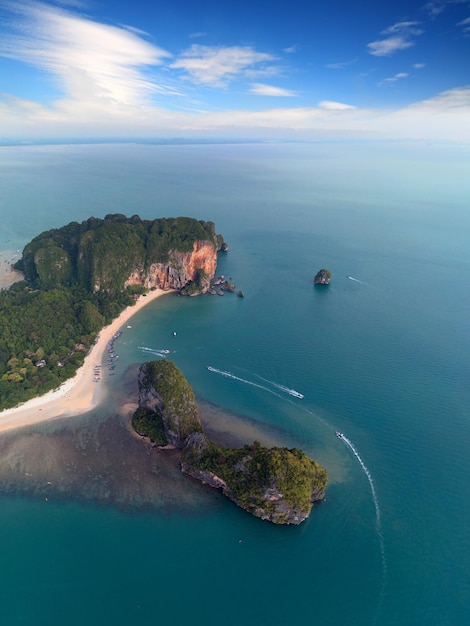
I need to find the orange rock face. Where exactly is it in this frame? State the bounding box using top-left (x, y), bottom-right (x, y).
top-left (124, 240), bottom-right (218, 292)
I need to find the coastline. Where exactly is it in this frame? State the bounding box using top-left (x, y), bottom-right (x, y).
top-left (0, 288), bottom-right (174, 434)
top-left (0, 249), bottom-right (24, 291)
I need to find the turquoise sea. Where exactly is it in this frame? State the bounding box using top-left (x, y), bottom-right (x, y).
top-left (0, 142), bottom-right (469, 625)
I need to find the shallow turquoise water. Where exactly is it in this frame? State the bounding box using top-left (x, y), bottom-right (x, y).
top-left (0, 142), bottom-right (469, 625)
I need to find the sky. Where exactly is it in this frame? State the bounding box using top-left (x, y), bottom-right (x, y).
top-left (0, 0), bottom-right (469, 142)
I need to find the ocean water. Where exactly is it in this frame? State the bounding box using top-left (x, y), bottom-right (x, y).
top-left (0, 141), bottom-right (469, 625)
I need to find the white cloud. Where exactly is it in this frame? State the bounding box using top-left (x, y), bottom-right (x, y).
top-left (1, 87), bottom-right (470, 142)
top-left (402, 86), bottom-right (470, 111)
top-left (283, 45), bottom-right (297, 54)
top-left (0, 0), bottom-right (172, 106)
top-left (457, 16), bottom-right (470, 32)
top-left (382, 21), bottom-right (423, 35)
top-left (413, 63), bottom-right (426, 68)
top-left (318, 101), bottom-right (356, 110)
top-left (379, 72), bottom-right (410, 85)
top-left (170, 45), bottom-right (277, 86)
top-left (367, 36), bottom-right (414, 56)
top-left (367, 22), bottom-right (423, 57)
top-left (250, 84), bottom-right (297, 97)
top-left (325, 58), bottom-right (358, 69)
top-left (425, 1), bottom-right (470, 18)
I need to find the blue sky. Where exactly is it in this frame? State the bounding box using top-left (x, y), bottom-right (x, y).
top-left (0, 0), bottom-right (469, 141)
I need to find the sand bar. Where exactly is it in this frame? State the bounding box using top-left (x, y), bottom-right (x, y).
top-left (0, 288), bottom-right (173, 434)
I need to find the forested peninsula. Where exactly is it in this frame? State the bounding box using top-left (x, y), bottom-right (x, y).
top-left (0, 214), bottom-right (225, 411)
top-left (134, 360), bottom-right (327, 525)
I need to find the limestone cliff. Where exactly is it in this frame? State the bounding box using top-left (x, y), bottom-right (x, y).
top-left (124, 240), bottom-right (217, 293)
top-left (18, 214), bottom-right (225, 295)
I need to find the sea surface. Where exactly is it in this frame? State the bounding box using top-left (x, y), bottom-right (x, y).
top-left (0, 141), bottom-right (469, 625)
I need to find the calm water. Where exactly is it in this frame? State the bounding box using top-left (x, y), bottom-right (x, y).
top-left (0, 142), bottom-right (469, 625)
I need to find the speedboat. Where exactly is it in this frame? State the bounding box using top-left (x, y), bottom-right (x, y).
top-left (335, 431), bottom-right (343, 439)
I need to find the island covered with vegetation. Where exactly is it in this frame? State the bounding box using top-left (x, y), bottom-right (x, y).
top-left (0, 214), bottom-right (225, 411)
top-left (314, 268), bottom-right (332, 285)
top-left (133, 360), bottom-right (328, 525)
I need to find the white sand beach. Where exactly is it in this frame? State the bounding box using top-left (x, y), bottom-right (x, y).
top-left (0, 250), bottom-right (24, 291)
top-left (0, 288), bottom-right (173, 434)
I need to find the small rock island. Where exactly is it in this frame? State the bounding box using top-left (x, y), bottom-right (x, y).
top-left (133, 360), bottom-right (327, 525)
top-left (314, 269), bottom-right (332, 285)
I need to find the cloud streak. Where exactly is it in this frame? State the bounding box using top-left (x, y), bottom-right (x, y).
top-left (0, 0), bottom-right (172, 105)
top-left (367, 21), bottom-right (423, 56)
top-left (249, 83), bottom-right (297, 96)
top-left (379, 72), bottom-right (410, 85)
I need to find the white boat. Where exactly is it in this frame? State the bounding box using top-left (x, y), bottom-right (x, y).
top-left (336, 431), bottom-right (344, 439)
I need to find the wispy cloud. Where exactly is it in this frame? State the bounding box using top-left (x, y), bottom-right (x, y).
top-left (318, 100), bottom-right (356, 110)
top-left (424, 0), bottom-right (470, 18)
top-left (283, 45), bottom-right (297, 54)
top-left (457, 16), bottom-right (470, 32)
top-left (367, 21), bottom-right (423, 56)
top-left (379, 72), bottom-right (410, 86)
top-left (0, 0), bottom-right (172, 105)
top-left (250, 83), bottom-right (297, 96)
top-left (413, 62), bottom-right (426, 68)
top-left (326, 58), bottom-right (358, 69)
top-left (170, 45), bottom-right (277, 86)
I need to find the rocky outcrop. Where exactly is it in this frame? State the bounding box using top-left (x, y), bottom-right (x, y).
top-left (125, 241), bottom-right (218, 293)
top-left (137, 360), bottom-right (203, 448)
top-left (134, 360), bottom-right (328, 525)
top-left (314, 268), bottom-right (332, 285)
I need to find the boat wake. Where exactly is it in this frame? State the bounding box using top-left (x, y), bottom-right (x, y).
top-left (252, 372), bottom-right (304, 399)
top-left (206, 367), bottom-right (285, 398)
top-left (347, 275), bottom-right (368, 285)
top-left (138, 346), bottom-right (171, 358)
top-left (337, 432), bottom-right (387, 623)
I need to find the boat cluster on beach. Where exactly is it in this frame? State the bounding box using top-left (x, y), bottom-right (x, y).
top-left (93, 364), bottom-right (101, 383)
top-left (93, 329), bottom-right (123, 382)
top-left (107, 330), bottom-right (122, 376)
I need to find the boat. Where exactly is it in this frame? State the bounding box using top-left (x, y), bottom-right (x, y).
top-left (335, 431), bottom-right (344, 439)
top-left (288, 390), bottom-right (304, 399)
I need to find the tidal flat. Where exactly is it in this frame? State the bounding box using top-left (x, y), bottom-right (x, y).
top-left (0, 363), bottom-right (288, 515)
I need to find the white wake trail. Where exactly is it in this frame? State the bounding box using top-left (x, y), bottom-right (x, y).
top-left (207, 367), bottom-right (283, 398)
top-left (246, 372), bottom-right (304, 399)
top-left (338, 434), bottom-right (387, 622)
top-left (138, 346), bottom-right (171, 358)
top-left (347, 275), bottom-right (369, 285)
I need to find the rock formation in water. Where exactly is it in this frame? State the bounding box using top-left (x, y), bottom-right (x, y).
top-left (133, 360), bottom-right (328, 525)
top-left (314, 269), bottom-right (332, 285)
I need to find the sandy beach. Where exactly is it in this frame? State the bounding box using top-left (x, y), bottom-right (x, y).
top-left (0, 249), bottom-right (24, 291)
top-left (0, 288), bottom-right (173, 434)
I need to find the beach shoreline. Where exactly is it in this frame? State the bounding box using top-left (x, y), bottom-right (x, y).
top-left (0, 288), bottom-right (174, 434)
